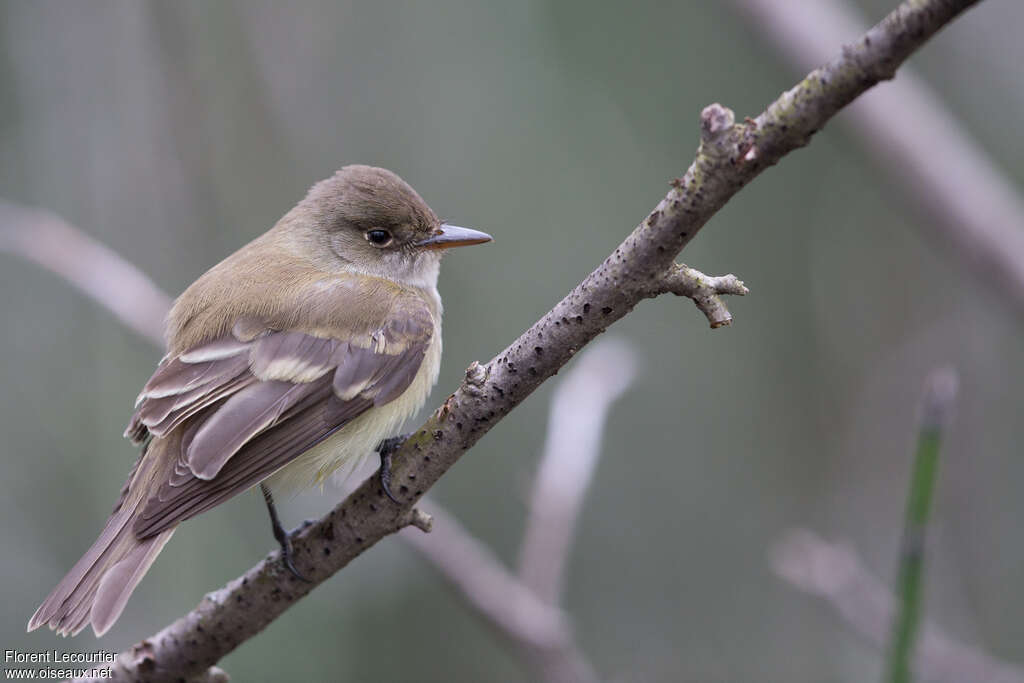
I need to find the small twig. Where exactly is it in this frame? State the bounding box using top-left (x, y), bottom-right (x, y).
top-left (407, 507), bottom-right (434, 533)
top-left (400, 502), bottom-right (597, 683)
top-left (0, 201), bottom-right (171, 345)
top-left (518, 338), bottom-right (639, 604)
top-left (887, 368), bottom-right (959, 683)
top-left (772, 530), bottom-right (1024, 683)
top-left (655, 264), bottom-right (749, 329)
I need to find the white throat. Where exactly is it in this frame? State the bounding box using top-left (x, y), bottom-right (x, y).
top-left (391, 251), bottom-right (442, 291)
top-left (344, 249), bottom-right (443, 294)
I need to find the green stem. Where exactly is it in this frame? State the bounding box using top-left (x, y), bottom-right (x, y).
top-left (885, 369), bottom-right (956, 683)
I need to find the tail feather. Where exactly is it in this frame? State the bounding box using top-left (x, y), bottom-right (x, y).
top-left (28, 507), bottom-right (134, 635)
top-left (91, 530), bottom-right (173, 636)
top-left (28, 512), bottom-right (176, 637)
top-left (28, 441), bottom-right (176, 637)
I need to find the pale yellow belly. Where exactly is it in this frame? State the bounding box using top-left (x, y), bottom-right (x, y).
top-left (264, 331), bottom-right (442, 495)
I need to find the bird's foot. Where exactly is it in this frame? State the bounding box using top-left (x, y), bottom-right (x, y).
top-left (274, 529), bottom-right (310, 583)
top-left (261, 483), bottom-right (311, 582)
top-left (376, 433), bottom-right (411, 504)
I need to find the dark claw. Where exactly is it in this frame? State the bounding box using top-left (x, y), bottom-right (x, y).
top-left (278, 535), bottom-right (308, 582)
top-left (379, 450), bottom-right (399, 504)
top-left (376, 434), bottom-right (410, 504)
top-left (261, 484), bottom-right (311, 582)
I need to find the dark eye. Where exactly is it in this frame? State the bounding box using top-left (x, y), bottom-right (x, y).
top-left (366, 229), bottom-right (392, 247)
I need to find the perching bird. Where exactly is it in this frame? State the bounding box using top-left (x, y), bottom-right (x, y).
top-left (28, 165), bottom-right (491, 637)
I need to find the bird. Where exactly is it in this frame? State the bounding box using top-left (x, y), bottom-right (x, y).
top-left (28, 165), bottom-right (492, 637)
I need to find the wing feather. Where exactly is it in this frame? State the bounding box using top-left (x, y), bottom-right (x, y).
top-left (186, 379), bottom-right (326, 480)
top-left (126, 294), bottom-right (434, 539)
top-left (136, 388), bottom-right (364, 537)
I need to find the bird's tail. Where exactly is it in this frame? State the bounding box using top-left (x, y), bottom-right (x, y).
top-left (28, 441), bottom-right (176, 637)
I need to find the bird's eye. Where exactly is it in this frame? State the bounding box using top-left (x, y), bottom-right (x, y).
top-left (366, 229), bottom-right (393, 247)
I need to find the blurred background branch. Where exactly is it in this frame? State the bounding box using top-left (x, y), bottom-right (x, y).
top-left (402, 338), bottom-right (636, 683)
top-left (401, 497), bottom-right (593, 683)
top-left (402, 501), bottom-right (587, 677)
top-left (771, 365), bottom-right (1022, 683)
top-left (0, 201), bottom-right (171, 345)
top-left (772, 529), bottom-right (1024, 683)
top-left (730, 0), bottom-right (1024, 316)
top-left (518, 339), bottom-right (637, 604)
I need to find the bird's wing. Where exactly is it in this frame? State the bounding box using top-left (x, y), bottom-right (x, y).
top-left (127, 300), bottom-right (433, 538)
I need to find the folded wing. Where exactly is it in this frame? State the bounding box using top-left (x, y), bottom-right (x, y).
top-left (126, 303), bottom-right (433, 539)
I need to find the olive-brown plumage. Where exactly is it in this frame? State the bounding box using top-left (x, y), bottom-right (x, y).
top-left (28, 166), bottom-right (491, 637)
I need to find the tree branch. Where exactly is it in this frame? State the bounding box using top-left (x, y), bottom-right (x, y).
top-left (0, 0), bottom-right (971, 679)
top-left (730, 0), bottom-right (1024, 316)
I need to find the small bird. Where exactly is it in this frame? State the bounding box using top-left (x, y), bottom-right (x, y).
top-left (28, 165), bottom-right (491, 637)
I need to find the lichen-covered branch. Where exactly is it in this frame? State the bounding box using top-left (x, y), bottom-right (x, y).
top-left (48, 0), bottom-right (979, 679)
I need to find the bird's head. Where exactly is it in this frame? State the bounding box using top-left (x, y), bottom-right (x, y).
top-left (290, 165), bottom-right (491, 288)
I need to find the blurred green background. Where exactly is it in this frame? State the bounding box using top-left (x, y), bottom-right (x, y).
top-left (2, 1), bottom-right (1022, 681)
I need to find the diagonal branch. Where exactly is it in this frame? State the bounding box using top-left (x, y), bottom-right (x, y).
top-left (730, 0), bottom-right (1024, 317)
top-left (1, 0), bottom-right (974, 679)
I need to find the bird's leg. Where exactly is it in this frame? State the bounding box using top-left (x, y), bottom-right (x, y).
top-left (260, 483), bottom-right (309, 582)
top-left (376, 433), bottom-right (411, 504)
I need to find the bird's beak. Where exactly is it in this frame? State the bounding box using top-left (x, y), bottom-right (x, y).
top-left (415, 224), bottom-right (493, 250)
